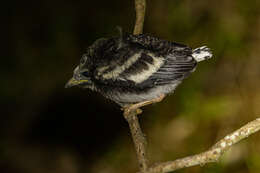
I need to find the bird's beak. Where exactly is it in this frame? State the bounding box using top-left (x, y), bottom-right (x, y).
top-left (65, 77), bottom-right (89, 88)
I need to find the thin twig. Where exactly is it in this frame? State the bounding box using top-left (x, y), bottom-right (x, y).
top-left (138, 118), bottom-right (260, 173)
top-left (134, 0), bottom-right (146, 35)
top-left (124, 109), bottom-right (148, 171)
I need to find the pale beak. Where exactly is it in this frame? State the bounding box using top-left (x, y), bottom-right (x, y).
top-left (65, 77), bottom-right (89, 88)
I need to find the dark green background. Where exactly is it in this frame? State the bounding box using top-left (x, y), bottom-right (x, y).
top-left (2, 0), bottom-right (260, 173)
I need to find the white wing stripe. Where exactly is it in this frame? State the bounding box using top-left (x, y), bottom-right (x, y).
top-left (192, 46), bottom-right (212, 62)
top-left (126, 53), bottom-right (164, 83)
top-left (101, 52), bottom-right (141, 79)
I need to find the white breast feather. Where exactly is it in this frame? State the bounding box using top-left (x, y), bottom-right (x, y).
top-left (112, 82), bottom-right (180, 104)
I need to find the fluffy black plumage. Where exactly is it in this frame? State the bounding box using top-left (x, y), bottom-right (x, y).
top-left (65, 33), bottom-right (212, 106)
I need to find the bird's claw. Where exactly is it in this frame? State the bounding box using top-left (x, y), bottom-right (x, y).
top-left (122, 94), bottom-right (165, 116)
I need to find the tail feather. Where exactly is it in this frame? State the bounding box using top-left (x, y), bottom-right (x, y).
top-left (192, 46), bottom-right (212, 62)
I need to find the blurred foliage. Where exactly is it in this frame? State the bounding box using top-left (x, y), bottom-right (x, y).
top-left (2, 0), bottom-right (260, 173)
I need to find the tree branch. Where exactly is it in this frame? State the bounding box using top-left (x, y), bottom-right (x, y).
top-left (133, 0), bottom-right (146, 35)
top-left (139, 118), bottom-right (260, 173)
top-left (124, 109), bottom-right (148, 171)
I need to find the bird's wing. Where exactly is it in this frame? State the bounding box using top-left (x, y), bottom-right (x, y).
top-left (93, 49), bottom-right (156, 87)
top-left (93, 35), bottom-right (196, 89)
top-left (146, 54), bottom-right (197, 86)
top-left (125, 34), bottom-right (197, 86)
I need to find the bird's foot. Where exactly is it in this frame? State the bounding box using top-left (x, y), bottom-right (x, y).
top-left (122, 94), bottom-right (165, 116)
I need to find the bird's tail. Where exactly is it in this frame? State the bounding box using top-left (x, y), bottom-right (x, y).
top-left (192, 46), bottom-right (212, 62)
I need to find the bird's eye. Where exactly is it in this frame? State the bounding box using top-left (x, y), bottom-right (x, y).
top-left (82, 71), bottom-right (89, 77)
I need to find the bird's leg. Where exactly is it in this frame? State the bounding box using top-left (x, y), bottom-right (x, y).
top-left (123, 94), bottom-right (165, 115)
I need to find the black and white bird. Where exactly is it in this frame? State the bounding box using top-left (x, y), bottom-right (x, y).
top-left (65, 33), bottom-right (212, 108)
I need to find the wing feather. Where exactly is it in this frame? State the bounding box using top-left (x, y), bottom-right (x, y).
top-left (148, 54), bottom-right (197, 85)
top-left (92, 34), bottom-right (196, 90)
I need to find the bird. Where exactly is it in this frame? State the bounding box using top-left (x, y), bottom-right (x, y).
top-left (65, 32), bottom-right (212, 111)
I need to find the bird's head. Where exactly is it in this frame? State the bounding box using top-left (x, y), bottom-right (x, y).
top-left (65, 52), bottom-right (94, 89)
top-left (65, 37), bottom-right (116, 89)
top-left (65, 38), bottom-right (110, 89)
